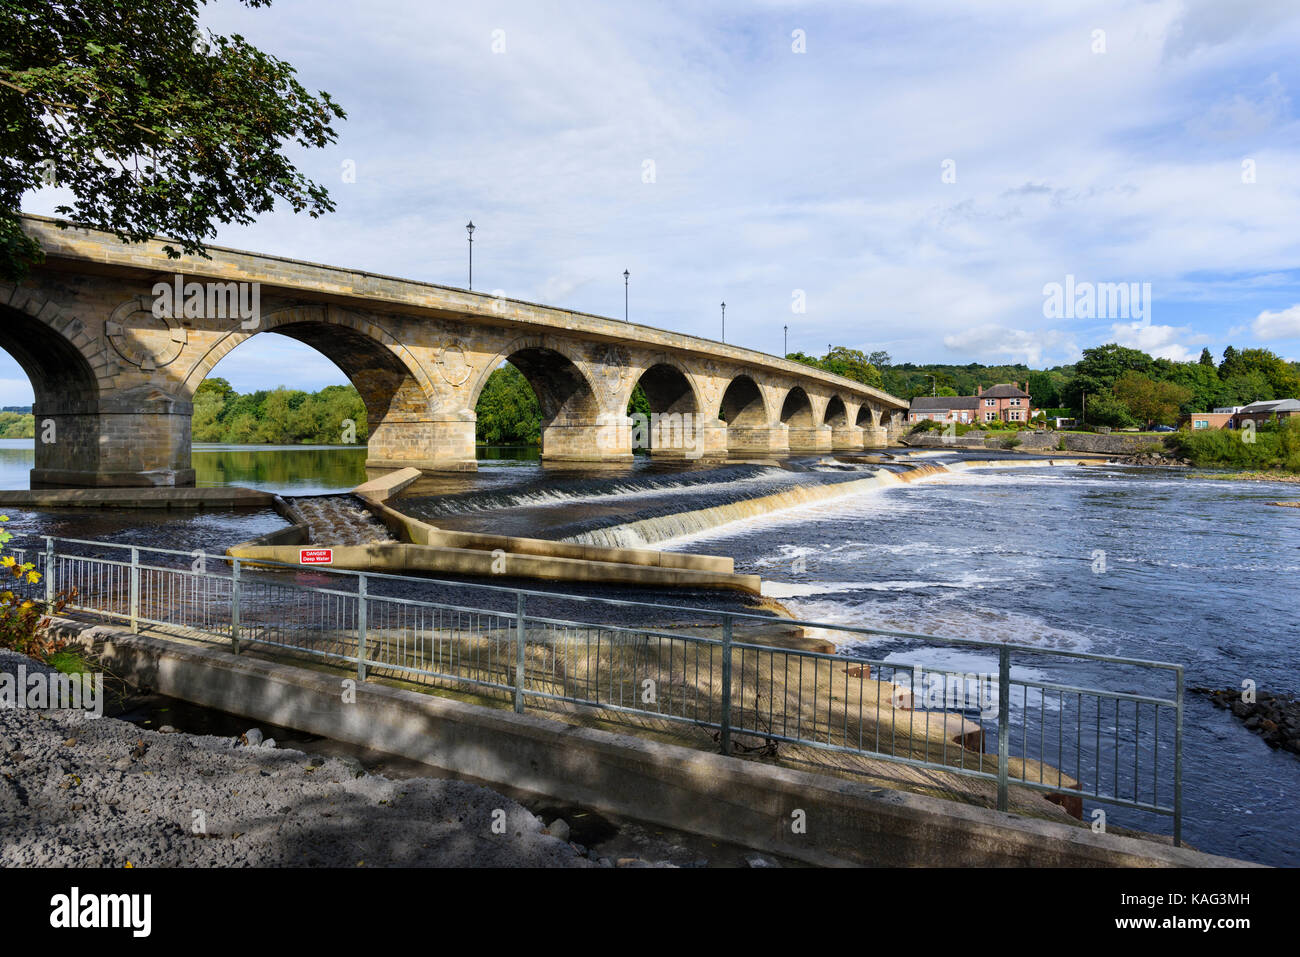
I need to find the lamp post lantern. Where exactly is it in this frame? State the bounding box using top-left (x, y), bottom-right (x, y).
top-left (721, 301), bottom-right (726, 343)
top-left (623, 269), bottom-right (629, 322)
top-left (466, 221), bottom-right (475, 289)
top-left (783, 324), bottom-right (788, 356)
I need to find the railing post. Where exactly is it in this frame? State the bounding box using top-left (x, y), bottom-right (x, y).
top-left (997, 645), bottom-right (1010, 813)
top-left (43, 537), bottom-right (54, 610)
top-left (1174, 667), bottom-right (1184, 847)
top-left (720, 614), bottom-right (733, 755)
top-left (129, 546), bottom-right (140, 633)
top-left (514, 592), bottom-right (526, 713)
top-left (356, 573), bottom-right (368, 682)
top-left (230, 559), bottom-right (241, 655)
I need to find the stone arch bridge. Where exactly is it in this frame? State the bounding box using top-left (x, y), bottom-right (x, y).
top-left (5, 216), bottom-right (908, 487)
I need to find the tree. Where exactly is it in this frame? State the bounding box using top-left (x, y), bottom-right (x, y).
top-left (1199, 347), bottom-right (1215, 367)
top-left (0, 0), bottom-right (346, 281)
top-left (787, 347), bottom-right (883, 389)
top-left (1063, 343), bottom-right (1153, 415)
top-left (1112, 371), bottom-right (1192, 429)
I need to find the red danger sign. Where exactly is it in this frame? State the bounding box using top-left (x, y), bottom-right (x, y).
top-left (299, 548), bottom-right (333, 565)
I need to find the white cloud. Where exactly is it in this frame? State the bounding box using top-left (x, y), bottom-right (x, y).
top-left (8, 0), bottom-right (1300, 387)
top-left (943, 327), bottom-right (1078, 367)
top-left (1251, 305), bottom-right (1300, 340)
top-left (1108, 321), bottom-right (1204, 361)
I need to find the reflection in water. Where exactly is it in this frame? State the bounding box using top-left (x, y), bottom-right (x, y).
top-left (194, 444), bottom-right (367, 494)
top-left (0, 440), bottom-right (541, 494)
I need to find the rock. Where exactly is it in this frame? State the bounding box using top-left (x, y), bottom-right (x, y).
top-left (0, 736), bottom-right (15, 754)
top-left (746, 854), bottom-right (780, 868)
top-left (241, 728), bottom-right (264, 747)
top-left (261, 739), bottom-right (276, 749)
top-left (547, 818), bottom-right (571, 842)
top-left (335, 756), bottom-right (366, 779)
top-left (158, 725), bottom-right (178, 734)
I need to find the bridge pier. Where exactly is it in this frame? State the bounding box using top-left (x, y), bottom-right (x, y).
top-left (830, 425), bottom-right (864, 451)
top-left (787, 425), bottom-right (833, 453)
top-left (32, 396), bottom-right (195, 489)
top-left (726, 425), bottom-right (790, 457)
top-left (862, 426), bottom-right (889, 449)
top-left (540, 416), bottom-right (633, 466)
top-left (365, 415), bottom-right (478, 472)
top-left (646, 417), bottom-right (729, 462)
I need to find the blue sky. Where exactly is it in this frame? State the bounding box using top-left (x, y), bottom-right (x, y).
top-left (11, 0), bottom-right (1300, 402)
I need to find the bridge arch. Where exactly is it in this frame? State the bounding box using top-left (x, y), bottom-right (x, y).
top-left (0, 292), bottom-right (119, 486)
top-left (630, 361), bottom-right (705, 459)
top-left (470, 337), bottom-right (615, 463)
top-left (183, 305), bottom-right (441, 469)
top-left (780, 386), bottom-right (814, 428)
top-left (824, 394), bottom-right (848, 428)
top-left (718, 374), bottom-right (768, 427)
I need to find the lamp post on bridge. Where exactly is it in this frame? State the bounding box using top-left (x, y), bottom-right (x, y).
top-left (783, 324), bottom-right (788, 356)
top-left (466, 221), bottom-right (475, 289)
top-left (624, 269), bottom-right (629, 322)
top-left (720, 301), bottom-right (726, 343)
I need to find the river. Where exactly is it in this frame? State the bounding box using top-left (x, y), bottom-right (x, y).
top-left (1, 438), bottom-right (1296, 865)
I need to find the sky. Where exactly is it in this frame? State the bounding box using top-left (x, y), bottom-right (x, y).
top-left (11, 0), bottom-right (1300, 402)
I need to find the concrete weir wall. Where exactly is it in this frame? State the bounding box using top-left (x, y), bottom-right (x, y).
top-left (228, 468), bottom-right (763, 594)
top-left (55, 619), bottom-right (1254, 868)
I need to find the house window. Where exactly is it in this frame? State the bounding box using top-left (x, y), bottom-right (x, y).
top-left (985, 398), bottom-right (995, 407)
top-left (985, 411), bottom-right (996, 422)
top-left (1009, 411), bottom-right (1020, 421)
top-left (1194, 420), bottom-right (1208, 429)
top-left (1010, 398), bottom-right (1021, 406)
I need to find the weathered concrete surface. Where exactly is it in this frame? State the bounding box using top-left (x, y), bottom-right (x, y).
top-left (50, 623), bottom-right (1259, 868)
top-left (8, 215), bottom-right (907, 485)
top-left (352, 466), bottom-right (425, 503)
top-left (227, 467), bottom-right (748, 590)
top-left (226, 540), bottom-right (760, 593)
top-left (0, 486), bottom-right (274, 509)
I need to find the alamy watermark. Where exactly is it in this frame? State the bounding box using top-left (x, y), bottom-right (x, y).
top-left (596, 411), bottom-right (707, 458)
top-left (1042, 275), bottom-right (1151, 321)
top-left (0, 664), bottom-right (104, 717)
top-left (152, 275), bottom-right (261, 329)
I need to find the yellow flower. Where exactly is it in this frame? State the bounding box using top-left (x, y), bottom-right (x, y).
top-left (26, 571), bottom-right (40, 585)
top-left (0, 557), bottom-right (14, 568)
top-left (20, 600), bottom-right (31, 610)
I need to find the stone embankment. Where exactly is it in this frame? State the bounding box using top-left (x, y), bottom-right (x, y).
top-left (903, 430), bottom-right (1175, 456)
top-left (1199, 687), bottom-right (1300, 755)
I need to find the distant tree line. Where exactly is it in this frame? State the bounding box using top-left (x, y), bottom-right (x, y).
top-left (870, 344), bottom-right (1300, 430)
top-left (191, 378), bottom-right (368, 445)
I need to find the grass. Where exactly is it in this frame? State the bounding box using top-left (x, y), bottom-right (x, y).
top-left (48, 649), bottom-right (90, 675)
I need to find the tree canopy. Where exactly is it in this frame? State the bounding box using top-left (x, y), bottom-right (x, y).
top-left (1, 0), bottom-right (345, 280)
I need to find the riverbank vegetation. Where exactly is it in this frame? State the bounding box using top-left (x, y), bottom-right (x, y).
top-left (883, 344), bottom-right (1300, 430)
top-left (191, 379), bottom-right (369, 444)
top-left (1169, 420), bottom-right (1300, 473)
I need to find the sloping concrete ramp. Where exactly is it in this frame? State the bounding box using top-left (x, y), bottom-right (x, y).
top-left (228, 468), bottom-right (761, 593)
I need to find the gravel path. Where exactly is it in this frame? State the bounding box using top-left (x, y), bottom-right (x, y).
top-left (0, 649), bottom-right (592, 867)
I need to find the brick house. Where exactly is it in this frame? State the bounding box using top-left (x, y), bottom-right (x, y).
top-left (908, 383), bottom-right (1033, 425)
top-left (1231, 399), bottom-right (1300, 429)
top-left (908, 395), bottom-right (978, 424)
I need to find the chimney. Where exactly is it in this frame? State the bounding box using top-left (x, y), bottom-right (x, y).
top-left (977, 385), bottom-right (983, 396)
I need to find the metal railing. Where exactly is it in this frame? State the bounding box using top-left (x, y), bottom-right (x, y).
top-left (15, 534), bottom-right (1183, 844)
